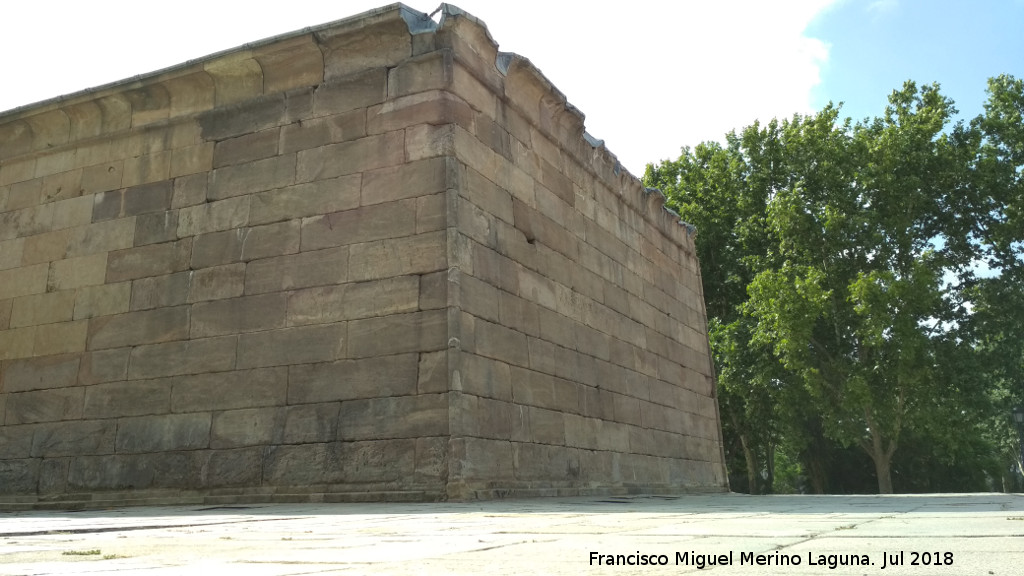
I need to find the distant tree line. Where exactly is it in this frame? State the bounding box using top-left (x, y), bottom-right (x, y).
top-left (643, 76), bottom-right (1024, 494)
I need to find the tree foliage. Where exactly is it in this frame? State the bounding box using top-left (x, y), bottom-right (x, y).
top-left (644, 76), bottom-right (1024, 494)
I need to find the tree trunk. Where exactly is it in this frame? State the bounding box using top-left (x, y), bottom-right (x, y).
top-left (739, 434), bottom-right (760, 495)
top-left (867, 425), bottom-right (895, 494)
top-left (873, 452), bottom-right (894, 494)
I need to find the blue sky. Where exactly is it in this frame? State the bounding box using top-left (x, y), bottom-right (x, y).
top-left (808, 0), bottom-right (1024, 126)
top-left (1, 1), bottom-right (1022, 174)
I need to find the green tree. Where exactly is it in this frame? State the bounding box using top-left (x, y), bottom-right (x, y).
top-left (646, 80), bottom-right (1017, 494)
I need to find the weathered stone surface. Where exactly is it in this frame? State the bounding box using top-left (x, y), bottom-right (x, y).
top-left (208, 154), bottom-right (296, 201)
top-left (211, 407), bottom-right (284, 449)
top-left (77, 348), bottom-right (130, 386)
top-left (0, 460), bottom-right (40, 494)
top-left (130, 271), bottom-right (191, 311)
top-left (283, 403), bottom-right (340, 444)
top-left (236, 323), bottom-right (346, 368)
top-left (6, 388), bottom-right (84, 424)
top-left (188, 263), bottom-right (245, 302)
top-left (249, 175), bottom-right (361, 225)
top-left (245, 247), bottom-right (348, 294)
top-left (87, 306), bottom-right (190, 350)
top-left (338, 394), bottom-right (447, 440)
top-left (170, 368), bottom-right (287, 413)
top-left (288, 354), bottom-right (419, 404)
top-left (191, 293), bottom-right (287, 337)
top-left (300, 200), bottom-right (417, 250)
top-left (347, 230), bottom-right (447, 282)
top-left (128, 336), bottom-right (236, 379)
top-left (115, 413), bottom-right (211, 453)
top-left (31, 420), bottom-right (116, 457)
top-left (286, 275), bottom-right (419, 325)
top-left (134, 210), bottom-right (179, 246)
top-left (106, 239), bottom-right (192, 282)
top-left (82, 380), bottom-right (171, 418)
top-left (347, 310), bottom-right (446, 358)
top-left (3, 354), bottom-right (80, 393)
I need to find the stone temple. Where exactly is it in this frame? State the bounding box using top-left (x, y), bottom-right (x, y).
top-left (0, 4), bottom-right (728, 508)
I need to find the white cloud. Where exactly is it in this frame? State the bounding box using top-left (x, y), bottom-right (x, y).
top-left (0, 0), bottom-right (837, 174)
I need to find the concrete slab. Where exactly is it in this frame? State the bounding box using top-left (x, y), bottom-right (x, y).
top-left (1, 493), bottom-right (1022, 575)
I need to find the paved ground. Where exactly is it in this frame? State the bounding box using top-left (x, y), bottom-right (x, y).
top-left (1, 493), bottom-right (1022, 575)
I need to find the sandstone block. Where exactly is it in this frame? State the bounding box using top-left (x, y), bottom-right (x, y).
top-left (191, 293), bottom-right (287, 337)
top-left (418, 270), bottom-right (447, 310)
top-left (0, 459), bottom-right (39, 494)
top-left (170, 367), bottom-right (287, 413)
top-left (188, 263), bottom-right (245, 302)
top-left (65, 218), bottom-right (135, 258)
top-left (191, 228), bottom-right (244, 268)
top-left (458, 353), bottom-right (511, 401)
top-left (287, 353), bottom-right (419, 404)
top-left (347, 309), bottom-right (446, 358)
top-left (313, 68), bottom-right (387, 116)
top-left (208, 154), bottom-right (296, 201)
top-left (87, 306), bottom-right (190, 350)
top-left (80, 161), bottom-right (124, 196)
top-left (92, 180), bottom-right (172, 222)
top-left (0, 328), bottom-right (36, 361)
top-left (195, 447), bottom-right (263, 488)
top-left (236, 323), bottom-right (346, 368)
top-left (115, 413), bottom-right (211, 453)
top-left (130, 271), bottom-right (191, 310)
top-left (211, 407), bottom-right (284, 448)
top-left (78, 348), bottom-right (130, 385)
top-left (33, 320), bottom-right (88, 356)
top-left (128, 335), bottom-right (236, 379)
top-left (283, 403), bottom-right (340, 444)
top-left (3, 354), bottom-right (80, 393)
top-left (450, 437), bottom-right (512, 483)
top-left (21, 229), bottom-right (69, 265)
top-left (261, 442), bottom-right (340, 486)
top-left (0, 263), bottom-right (47, 300)
top-left (73, 282), bottom-right (131, 320)
top-left (417, 350), bottom-right (448, 394)
top-left (245, 246), bottom-right (349, 295)
top-left (280, 110), bottom-right (367, 154)
top-left (249, 174), bottom-right (360, 225)
top-left (106, 238), bottom-right (191, 282)
top-left (6, 387), bottom-right (84, 424)
top-left (31, 420), bottom-right (116, 457)
top-left (296, 131), bottom-right (404, 183)
top-left (212, 129), bottom-right (279, 168)
top-left (169, 142), bottom-right (214, 178)
top-left (172, 172), bottom-right (207, 209)
top-left (286, 275), bottom-right (419, 326)
top-left (9, 290), bottom-right (76, 328)
top-left (134, 210), bottom-right (179, 246)
top-left (0, 426), bottom-right (34, 459)
top-left (0, 238), bottom-right (24, 271)
top-left (338, 394), bottom-right (447, 440)
top-left (82, 380), bottom-right (171, 418)
top-left (241, 220), bottom-right (300, 261)
top-left (300, 200), bottom-right (416, 251)
top-left (512, 442), bottom-right (580, 482)
top-left (348, 230), bottom-right (446, 282)
top-left (51, 195), bottom-right (93, 231)
top-left (198, 94), bottom-right (286, 141)
top-left (471, 317), bottom-right (529, 368)
top-left (177, 196), bottom-right (249, 237)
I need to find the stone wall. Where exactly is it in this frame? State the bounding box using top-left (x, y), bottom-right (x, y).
top-left (0, 3), bottom-right (727, 509)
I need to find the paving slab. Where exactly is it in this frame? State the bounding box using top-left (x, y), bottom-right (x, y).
top-left (1, 493), bottom-right (1022, 575)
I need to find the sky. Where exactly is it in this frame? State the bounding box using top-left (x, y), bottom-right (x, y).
top-left (1, 0), bottom-right (1022, 176)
